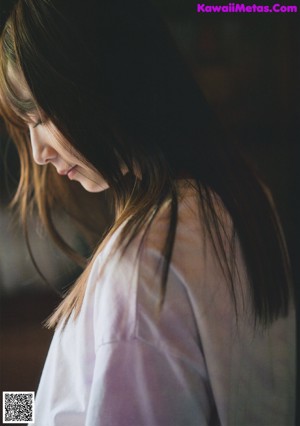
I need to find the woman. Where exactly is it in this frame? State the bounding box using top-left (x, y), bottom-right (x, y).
top-left (0, 0), bottom-right (295, 425)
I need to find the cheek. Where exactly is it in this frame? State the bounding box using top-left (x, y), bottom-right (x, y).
top-left (45, 124), bottom-right (77, 158)
top-left (52, 140), bottom-right (81, 165)
top-left (58, 148), bottom-right (77, 163)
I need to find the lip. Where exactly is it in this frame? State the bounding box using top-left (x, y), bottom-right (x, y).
top-left (67, 166), bottom-right (77, 179)
top-left (57, 166), bottom-right (76, 176)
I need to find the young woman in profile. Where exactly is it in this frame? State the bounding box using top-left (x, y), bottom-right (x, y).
top-left (0, 0), bottom-right (295, 425)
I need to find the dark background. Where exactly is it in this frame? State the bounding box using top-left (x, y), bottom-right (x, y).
top-left (0, 2), bottom-right (299, 424)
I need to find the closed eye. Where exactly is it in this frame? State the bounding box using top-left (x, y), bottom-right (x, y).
top-left (33, 119), bottom-right (43, 128)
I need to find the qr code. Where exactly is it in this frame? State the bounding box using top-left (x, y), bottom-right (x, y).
top-left (2, 392), bottom-right (35, 424)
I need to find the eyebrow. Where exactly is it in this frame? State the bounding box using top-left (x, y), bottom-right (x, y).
top-left (12, 97), bottom-right (40, 120)
top-left (20, 97), bottom-right (38, 112)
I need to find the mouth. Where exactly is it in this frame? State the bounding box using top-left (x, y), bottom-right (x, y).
top-left (67, 166), bottom-right (77, 179)
top-left (57, 165), bottom-right (76, 177)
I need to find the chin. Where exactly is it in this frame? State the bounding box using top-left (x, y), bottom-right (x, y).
top-left (80, 179), bottom-right (108, 193)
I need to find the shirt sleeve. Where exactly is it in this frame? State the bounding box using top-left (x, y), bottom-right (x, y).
top-left (85, 338), bottom-right (214, 426)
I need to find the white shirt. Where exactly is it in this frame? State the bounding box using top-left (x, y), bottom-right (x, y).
top-left (33, 186), bottom-right (295, 425)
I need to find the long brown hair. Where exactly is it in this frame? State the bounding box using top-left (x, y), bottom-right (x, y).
top-left (0, 0), bottom-right (292, 328)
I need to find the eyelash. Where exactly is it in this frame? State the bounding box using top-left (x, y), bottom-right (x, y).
top-left (33, 119), bottom-right (43, 128)
top-left (25, 119), bottom-right (43, 136)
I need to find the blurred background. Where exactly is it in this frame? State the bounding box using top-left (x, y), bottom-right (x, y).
top-left (0, 1), bottom-right (299, 423)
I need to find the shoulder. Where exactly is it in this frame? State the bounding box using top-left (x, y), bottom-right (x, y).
top-left (87, 183), bottom-right (241, 351)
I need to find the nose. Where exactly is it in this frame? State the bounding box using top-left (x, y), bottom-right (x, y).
top-left (29, 127), bottom-right (57, 165)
